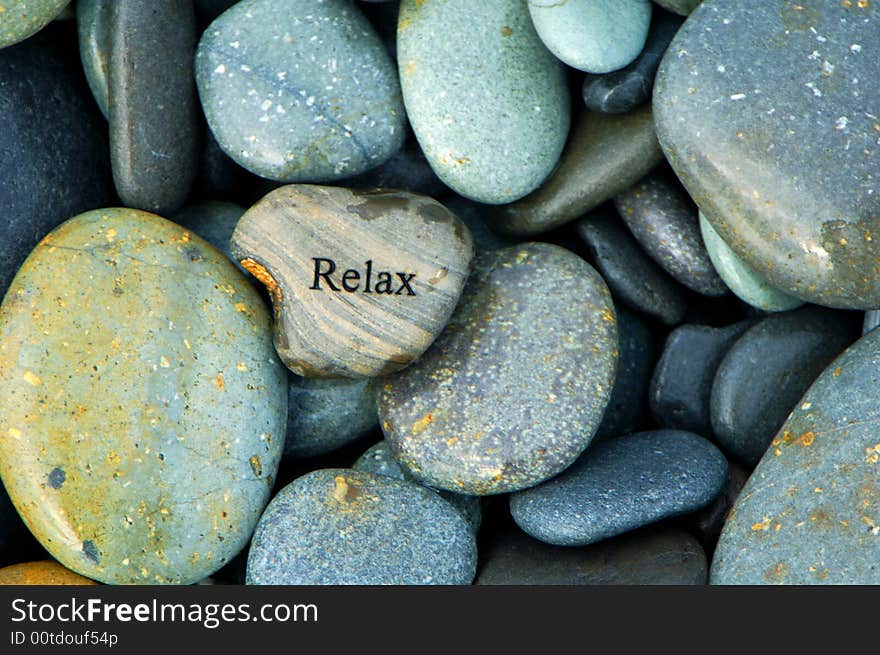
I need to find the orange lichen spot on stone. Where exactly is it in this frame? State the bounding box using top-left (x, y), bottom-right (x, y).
top-left (814, 487), bottom-right (824, 493)
top-left (236, 362), bottom-right (248, 372)
top-left (751, 517), bottom-right (771, 531)
top-left (411, 413), bottom-right (434, 435)
top-left (106, 228), bottom-right (117, 242)
top-left (404, 60), bottom-right (417, 77)
top-left (23, 371), bottom-right (40, 387)
top-left (239, 258), bottom-right (282, 306)
top-left (601, 308), bottom-right (616, 324)
top-left (833, 367), bottom-right (842, 377)
top-left (249, 455), bottom-right (262, 478)
top-left (184, 339), bottom-right (192, 350)
top-left (501, 26), bottom-right (513, 37)
top-left (764, 561), bottom-right (788, 583)
top-left (214, 372), bottom-right (225, 390)
top-left (331, 475), bottom-right (361, 504)
top-left (159, 356), bottom-right (170, 368)
top-left (6, 428), bottom-right (21, 439)
top-left (445, 437), bottom-right (459, 447)
top-left (234, 302), bottom-right (249, 313)
top-left (800, 431), bottom-right (816, 446)
top-left (179, 232), bottom-right (190, 244)
top-left (857, 0), bottom-right (869, 7)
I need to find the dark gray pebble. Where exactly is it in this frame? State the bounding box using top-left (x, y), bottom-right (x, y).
top-left (510, 430), bottom-right (728, 546)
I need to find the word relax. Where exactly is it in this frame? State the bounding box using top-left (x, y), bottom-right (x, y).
top-left (310, 258), bottom-right (417, 296)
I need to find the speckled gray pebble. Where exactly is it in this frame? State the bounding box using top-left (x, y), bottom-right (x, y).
top-left (711, 327), bottom-right (880, 584)
top-left (284, 375), bottom-right (379, 459)
top-left (711, 306), bottom-right (856, 467)
top-left (246, 468), bottom-right (477, 584)
top-left (510, 430), bottom-right (728, 546)
top-left (614, 170), bottom-right (727, 296)
top-left (379, 243), bottom-right (618, 495)
top-left (353, 441), bottom-right (482, 534)
top-left (476, 527), bottom-right (707, 585)
top-left (196, 0), bottom-right (405, 182)
top-left (576, 209), bottom-right (688, 326)
top-left (649, 320), bottom-right (751, 435)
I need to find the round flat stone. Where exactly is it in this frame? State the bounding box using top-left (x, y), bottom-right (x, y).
top-left (649, 320), bottom-right (751, 435)
top-left (196, 0), bottom-right (405, 182)
top-left (582, 9), bottom-right (682, 114)
top-left (576, 209), bottom-right (688, 326)
top-left (653, 0), bottom-right (700, 15)
top-left (510, 430), bottom-right (728, 546)
top-left (353, 440), bottom-right (482, 534)
top-left (379, 243), bottom-right (617, 495)
top-left (230, 185), bottom-right (473, 378)
top-left (699, 212), bottom-right (803, 312)
top-left (0, 0), bottom-right (69, 48)
top-left (711, 307), bottom-right (856, 467)
top-left (109, 0), bottom-right (199, 215)
top-left (490, 107), bottom-right (664, 236)
top-left (528, 0), bottom-right (652, 74)
top-left (711, 327), bottom-right (880, 584)
top-left (76, 0), bottom-right (111, 118)
top-left (0, 561), bottom-right (97, 586)
top-left (614, 171), bottom-right (727, 296)
top-left (0, 209), bottom-right (288, 584)
top-left (398, 0), bottom-right (570, 204)
top-left (655, 0), bottom-right (880, 308)
top-left (0, 28), bottom-right (114, 298)
top-left (285, 375), bottom-right (378, 459)
top-left (476, 527), bottom-right (707, 585)
top-left (595, 309), bottom-right (655, 439)
top-left (246, 469), bottom-right (476, 584)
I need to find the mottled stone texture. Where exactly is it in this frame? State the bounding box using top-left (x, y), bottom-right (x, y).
top-left (380, 243), bottom-right (617, 495)
top-left (0, 561), bottom-right (98, 585)
top-left (655, 0), bottom-right (880, 308)
top-left (712, 327), bottom-right (880, 584)
top-left (246, 469), bottom-right (476, 584)
top-left (0, 209), bottom-right (287, 584)
top-left (0, 0), bottom-right (70, 48)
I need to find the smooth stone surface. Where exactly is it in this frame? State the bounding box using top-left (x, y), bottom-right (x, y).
top-left (699, 212), bottom-right (802, 312)
top-left (510, 430), bottom-right (728, 546)
top-left (490, 107), bottom-right (664, 235)
top-left (173, 201), bottom-right (245, 267)
top-left (615, 171), bottom-right (727, 296)
top-left (398, 0), bottom-right (570, 204)
top-left (230, 185), bottom-right (473, 378)
top-left (285, 375), bottom-right (379, 459)
top-left (864, 309), bottom-right (880, 335)
top-left (0, 561), bottom-right (97, 585)
top-left (649, 320), bottom-right (751, 434)
top-left (353, 440), bottom-right (482, 534)
top-left (596, 309), bottom-right (654, 439)
top-left (109, 0), bottom-right (199, 215)
top-left (576, 209), bottom-right (688, 326)
top-left (379, 243), bottom-right (617, 495)
top-left (345, 132), bottom-right (448, 198)
top-left (653, 0), bottom-right (700, 15)
top-left (655, 1), bottom-right (880, 309)
top-left (76, 0), bottom-right (110, 118)
top-left (582, 9), bottom-right (682, 114)
top-left (0, 209), bottom-right (287, 585)
top-left (476, 527), bottom-right (707, 585)
top-left (196, 0), bottom-right (405, 182)
top-left (0, 0), bottom-right (69, 48)
top-left (711, 327), bottom-right (880, 584)
top-left (246, 469), bottom-right (477, 584)
top-left (0, 28), bottom-right (115, 298)
top-left (528, 0), bottom-right (651, 74)
top-left (711, 307), bottom-right (855, 467)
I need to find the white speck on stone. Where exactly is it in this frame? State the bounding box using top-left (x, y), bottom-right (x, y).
top-left (277, 71), bottom-right (287, 81)
top-left (283, 32), bottom-right (292, 44)
top-left (851, 43), bottom-right (862, 52)
top-left (306, 96), bottom-right (315, 107)
top-left (328, 58), bottom-right (337, 73)
top-left (808, 50), bottom-right (821, 60)
top-left (717, 64), bottom-right (726, 73)
top-left (261, 99), bottom-right (272, 111)
top-left (822, 60), bottom-right (834, 75)
top-left (835, 116), bottom-right (849, 131)
top-left (230, 41), bottom-right (240, 49)
top-left (276, 105), bottom-right (286, 114)
top-left (816, 35), bottom-right (827, 43)
top-left (240, 65), bottom-right (251, 72)
top-left (534, 106), bottom-right (542, 112)
top-left (214, 64), bottom-right (226, 74)
top-left (259, 115), bottom-right (269, 123)
top-left (805, 82), bottom-right (822, 97)
top-left (730, 93), bottom-right (746, 101)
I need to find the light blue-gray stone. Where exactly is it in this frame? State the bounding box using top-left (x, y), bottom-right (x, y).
top-left (353, 441), bottom-right (482, 534)
top-left (246, 468), bottom-right (477, 584)
top-left (398, 0), bottom-right (570, 204)
top-left (510, 430), bottom-right (728, 546)
top-left (700, 212), bottom-right (803, 312)
top-left (195, 0), bottom-right (405, 182)
top-left (528, 0), bottom-right (652, 74)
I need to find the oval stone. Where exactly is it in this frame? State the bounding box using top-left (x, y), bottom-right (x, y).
top-left (0, 0), bottom-right (70, 48)
top-left (379, 243), bottom-right (617, 495)
top-left (510, 430), bottom-right (728, 546)
top-left (246, 469), bottom-right (477, 584)
top-left (528, 0), bottom-right (652, 74)
top-left (0, 561), bottom-right (97, 586)
top-left (712, 327), bottom-right (880, 584)
top-left (398, 0), bottom-right (570, 204)
top-left (655, 0), bottom-right (880, 308)
top-left (230, 185), bottom-right (474, 378)
top-left (0, 209), bottom-right (287, 585)
top-left (699, 212), bottom-right (802, 312)
top-left (195, 0), bottom-right (405, 182)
